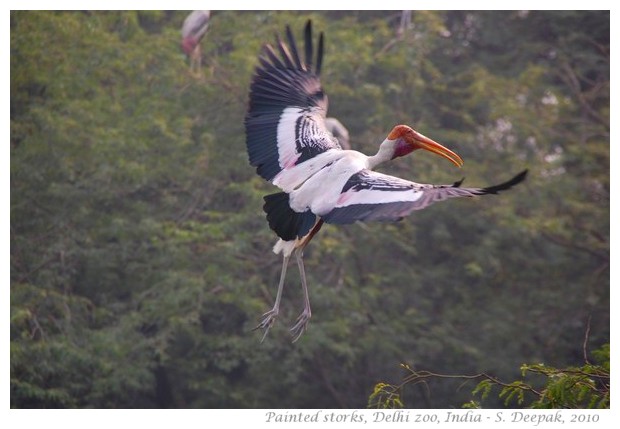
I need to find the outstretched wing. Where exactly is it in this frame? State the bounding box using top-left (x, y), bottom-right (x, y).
top-left (322, 170), bottom-right (528, 224)
top-left (245, 21), bottom-right (341, 184)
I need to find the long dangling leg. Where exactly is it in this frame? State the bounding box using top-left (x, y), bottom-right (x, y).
top-left (253, 253), bottom-right (290, 342)
top-left (289, 220), bottom-right (324, 342)
top-left (290, 248), bottom-right (311, 342)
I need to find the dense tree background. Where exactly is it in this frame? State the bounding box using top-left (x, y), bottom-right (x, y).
top-left (10, 11), bottom-right (609, 408)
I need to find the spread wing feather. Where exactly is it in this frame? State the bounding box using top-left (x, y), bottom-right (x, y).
top-left (245, 21), bottom-right (341, 184)
top-left (322, 170), bottom-right (528, 224)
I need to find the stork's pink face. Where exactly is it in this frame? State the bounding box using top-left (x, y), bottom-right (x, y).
top-left (388, 124), bottom-right (464, 167)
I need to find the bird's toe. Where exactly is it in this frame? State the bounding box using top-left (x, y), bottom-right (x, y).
top-left (253, 309), bottom-right (279, 342)
top-left (290, 310), bottom-right (311, 342)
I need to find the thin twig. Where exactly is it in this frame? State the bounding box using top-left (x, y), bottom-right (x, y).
top-left (398, 368), bottom-right (543, 398)
top-left (583, 315), bottom-right (592, 364)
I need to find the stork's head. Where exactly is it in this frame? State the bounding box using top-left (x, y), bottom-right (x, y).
top-left (387, 125), bottom-right (463, 167)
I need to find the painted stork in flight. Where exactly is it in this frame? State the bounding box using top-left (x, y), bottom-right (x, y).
top-left (244, 21), bottom-right (527, 342)
top-left (181, 10), bottom-right (210, 73)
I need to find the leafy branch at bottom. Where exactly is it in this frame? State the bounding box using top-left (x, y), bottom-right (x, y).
top-left (368, 344), bottom-right (609, 409)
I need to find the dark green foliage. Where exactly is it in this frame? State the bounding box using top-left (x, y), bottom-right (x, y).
top-left (11, 11), bottom-right (608, 408)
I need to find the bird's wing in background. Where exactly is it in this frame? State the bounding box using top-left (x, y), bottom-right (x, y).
top-left (322, 169), bottom-right (528, 224)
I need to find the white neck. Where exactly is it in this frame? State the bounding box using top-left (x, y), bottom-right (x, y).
top-left (366, 139), bottom-right (396, 170)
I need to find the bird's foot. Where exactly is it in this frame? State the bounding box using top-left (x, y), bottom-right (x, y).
top-left (290, 308), bottom-right (311, 343)
top-left (253, 308), bottom-right (278, 342)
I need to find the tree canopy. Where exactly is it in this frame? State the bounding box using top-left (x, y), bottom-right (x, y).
top-left (11, 10), bottom-right (609, 408)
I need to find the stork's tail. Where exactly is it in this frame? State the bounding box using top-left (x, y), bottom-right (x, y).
top-left (263, 192), bottom-right (316, 241)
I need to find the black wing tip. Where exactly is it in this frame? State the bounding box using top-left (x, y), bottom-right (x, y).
top-left (452, 177), bottom-right (465, 187)
top-left (261, 20), bottom-right (320, 75)
top-left (304, 20), bottom-right (313, 71)
top-left (316, 31), bottom-right (324, 76)
top-left (515, 169), bottom-right (529, 181)
top-left (481, 169), bottom-right (529, 194)
top-left (502, 169), bottom-right (529, 188)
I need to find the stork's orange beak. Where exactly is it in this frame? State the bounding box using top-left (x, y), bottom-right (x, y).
top-left (410, 130), bottom-right (464, 168)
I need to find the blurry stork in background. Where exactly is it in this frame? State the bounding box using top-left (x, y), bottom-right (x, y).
top-left (244, 21), bottom-right (527, 342)
top-left (325, 117), bottom-right (351, 150)
top-left (181, 10), bottom-right (210, 73)
top-left (397, 10), bottom-right (412, 38)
